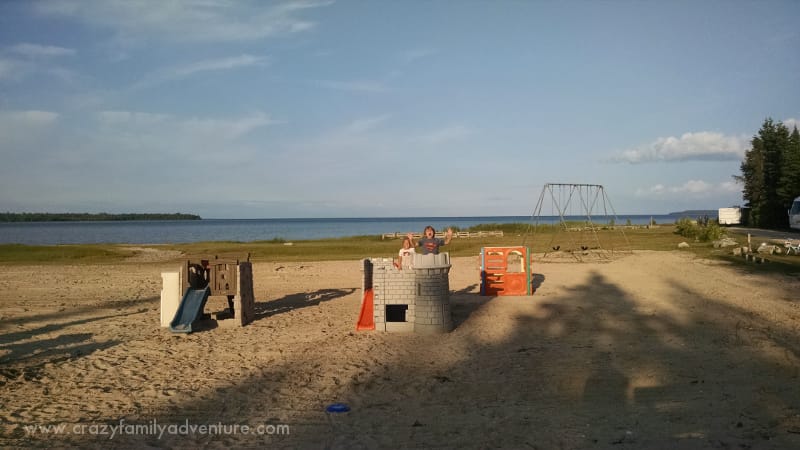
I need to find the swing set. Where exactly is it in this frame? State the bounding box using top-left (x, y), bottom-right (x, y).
top-left (523, 183), bottom-right (631, 262)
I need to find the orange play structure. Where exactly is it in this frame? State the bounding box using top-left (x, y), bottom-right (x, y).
top-left (480, 246), bottom-right (532, 296)
top-left (356, 288), bottom-right (375, 330)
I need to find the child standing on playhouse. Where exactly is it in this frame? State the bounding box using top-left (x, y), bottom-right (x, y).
top-left (397, 237), bottom-right (416, 269)
top-left (407, 226), bottom-right (453, 255)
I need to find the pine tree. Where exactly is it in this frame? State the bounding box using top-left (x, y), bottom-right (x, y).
top-left (778, 126), bottom-right (800, 210)
top-left (736, 118), bottom-right (792, 228)
top-left (762, 120), bottom-right (790, 227)
top-left (737, 131), bottom-right (765, 226)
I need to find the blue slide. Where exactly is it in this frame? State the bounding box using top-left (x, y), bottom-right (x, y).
top-left (169, 287), bottom-right (211, 333)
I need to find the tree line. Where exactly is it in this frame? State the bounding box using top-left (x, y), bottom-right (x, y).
top-left (0, 212), bottom-right (202, 222)
top-left (736, 118), bottom-right (800, 229)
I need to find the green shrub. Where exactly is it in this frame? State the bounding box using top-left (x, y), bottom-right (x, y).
top-left (674, 218), bottom-right (723, 242)
top-left (698, 222), bottom-right (724, 242)
top-left (675, 218), bottom-right (698, 239)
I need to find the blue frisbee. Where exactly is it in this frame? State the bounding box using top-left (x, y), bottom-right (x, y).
top-left (325, 402), bottom-right (350, 413)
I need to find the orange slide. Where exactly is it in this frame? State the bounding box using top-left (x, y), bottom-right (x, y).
top-left (356, 288), bottom-right (375, 331)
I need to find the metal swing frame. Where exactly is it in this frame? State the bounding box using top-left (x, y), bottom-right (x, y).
top-left (523, 183), bottom-right (631, 261)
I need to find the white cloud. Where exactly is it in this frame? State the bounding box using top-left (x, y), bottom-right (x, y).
top-left (0, 58), bottom-right (30, 81)
top-left (1, 110), bottom-right (278, 173)
top-left (0, 47), bottom-right (79, 83)
top-left (784, 117), bottom-right (799, 131)
top-left (97, 110), bottom-right (170, 125)
top-left (415, 125), bottom-right (474, 144)
top-left (45, 66), bottom-right (81, 83)
top-left (399, 48), bottom-right (438, 64)
top-left (0, 57), bottom-right (36, 81)
top-left (316, 80), bottom-right (388, 93)
top-left (271, 115), bottom-right (415, 176)
top-left (612, 131), bottom-right (749, 163)
top-left (679, 180), bottom-right (711, 194)
top-left (0, 110), bottom-right (59, 127)
top-left (0, 110), bottom-right (60, 150)
top-left (180, 112), bottom-right (280, 139)
top-left (719, 180), bottom-right (740, 192)
top-left (34, 0), bottom-right (330, 44)
top-left (171, 54), bottom-right (267, 77)
top-left (635, 179), bottom-right (740, 197)
top-left (97, 110), bottom-right (279, 140)
top-left (134, 54), bottom-right (267, 89)
top-left (10, 43), bottom-right (76, 58)
top-left (342, 115), bottom-right (391, 134)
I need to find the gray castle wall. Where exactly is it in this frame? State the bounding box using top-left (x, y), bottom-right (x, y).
top-left (362, 253), bottom-right (452, 333)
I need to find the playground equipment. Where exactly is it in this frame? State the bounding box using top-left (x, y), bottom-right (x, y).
top-left (480, 246), bottom-right (533, 296)
top-left (358, 253), bottom-right (452, 333)
top-left (170, 286), bottom-right (211, 333)
top-left (525, 183), bottom-right (631, 262)
top-left (161, 255), bottom-right (255, 333)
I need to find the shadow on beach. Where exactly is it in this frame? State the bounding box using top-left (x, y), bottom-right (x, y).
top-left (254, 288), bottom-right (357, 320)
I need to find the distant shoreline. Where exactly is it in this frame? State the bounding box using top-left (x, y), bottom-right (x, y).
top-left (0, 213), bottom-right (201, 222)
top-left (667, 210), bottom-right (719, 216)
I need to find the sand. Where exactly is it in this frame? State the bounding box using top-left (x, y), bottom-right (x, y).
top-left (1, 249), bottom-right (800, 449)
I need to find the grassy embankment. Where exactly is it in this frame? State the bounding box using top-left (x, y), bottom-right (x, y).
top-left (0, 223), bottom-right (798, 273)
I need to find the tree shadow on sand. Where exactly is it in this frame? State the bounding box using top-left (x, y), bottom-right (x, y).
top-left (0, 333), bottom-right (119, 366)
top-left (254, 288), bottom-right (356, 320)
top-left (450, 283), bottom-right (490, 329)
top-left (2, 296), bottom-right (157, 330)
top-left (0, 303), bottom-right (151, 387)
top-left (0, 311), bottom-right (147, 345)
top-left (0, 333), bottom-right (120, 388)
top-left (304, 270), bottom-right (800, 448)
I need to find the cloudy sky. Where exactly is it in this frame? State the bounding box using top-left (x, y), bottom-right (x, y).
top-left (1, 1), bottom-right (798, 218)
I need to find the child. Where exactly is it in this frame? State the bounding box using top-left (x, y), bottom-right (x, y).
top-left (407, 226), bottom-right (453, 255)
top-left (398, 237), bottom-right (416, 269)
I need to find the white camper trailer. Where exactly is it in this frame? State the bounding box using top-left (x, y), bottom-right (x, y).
top-left (790, 196), bottom-right (800, 230)
top-left (718, 207), bottom-right (742, 226)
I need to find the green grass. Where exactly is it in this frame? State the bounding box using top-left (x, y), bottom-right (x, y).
top-left (1, 224), bottom-right (798, 274)
top-left (0, 244), bottom-right (136, 264)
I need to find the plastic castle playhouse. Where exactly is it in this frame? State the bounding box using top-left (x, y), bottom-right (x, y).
top-left (358, 252), bottom-right (453, 333)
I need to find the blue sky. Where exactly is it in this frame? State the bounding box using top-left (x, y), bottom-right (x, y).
top-left (1, 1), bottom-right (798, 219)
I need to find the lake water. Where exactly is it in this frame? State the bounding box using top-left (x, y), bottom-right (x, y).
top-left (0, 215), bottom-right (685, 245)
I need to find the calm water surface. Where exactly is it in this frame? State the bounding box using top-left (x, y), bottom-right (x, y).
top-left (0, 215), bottom-right (683, 245)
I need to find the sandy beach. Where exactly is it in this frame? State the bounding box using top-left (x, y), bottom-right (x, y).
top-left (2, 249), bottom-right (800, 449)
